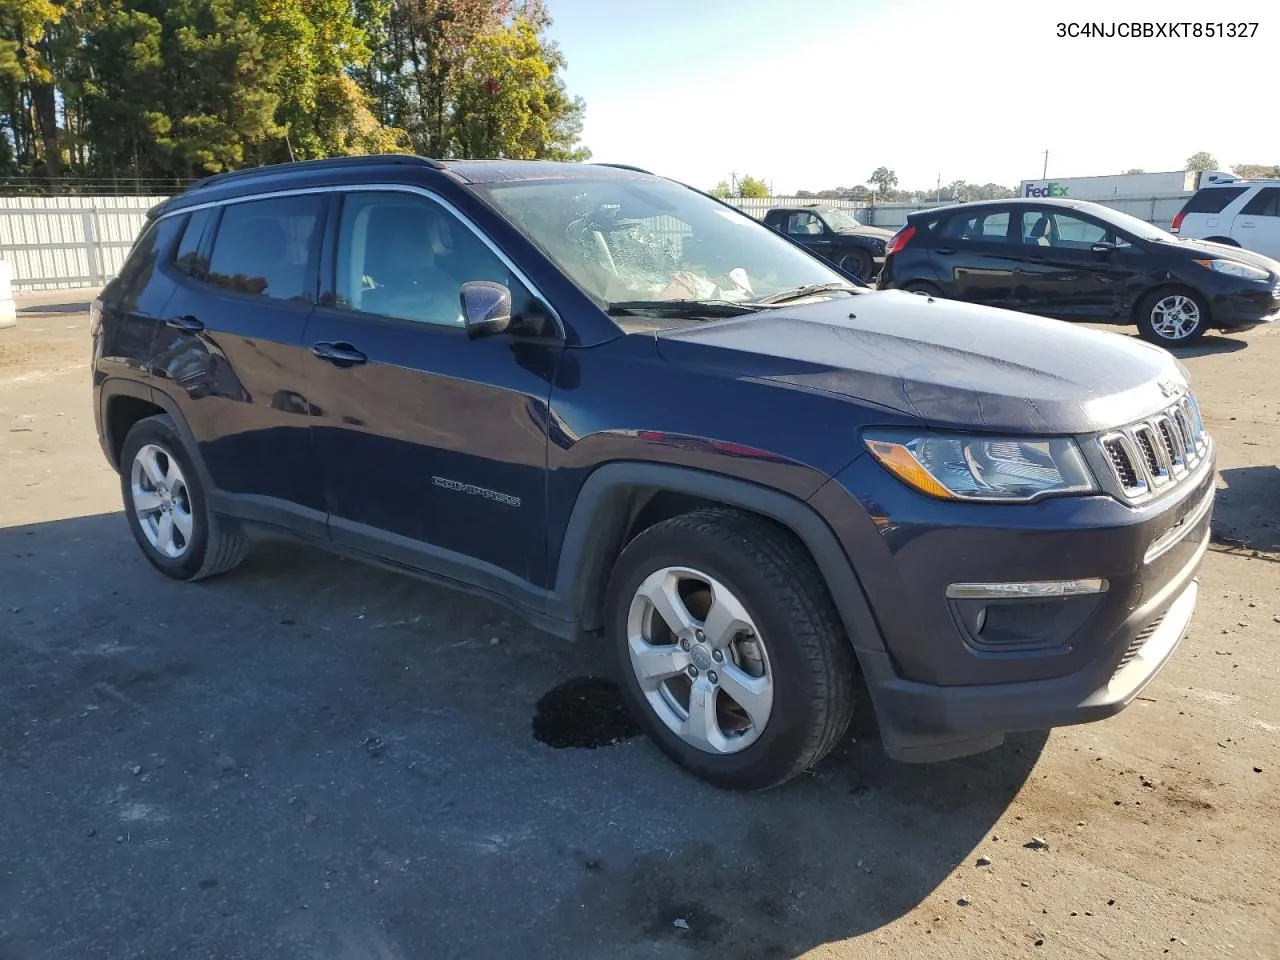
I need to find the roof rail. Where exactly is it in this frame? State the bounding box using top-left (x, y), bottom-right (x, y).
top-left (188, 154), bottom-right (446, 192)
top-left (592, 162), bottom-right (654, 175)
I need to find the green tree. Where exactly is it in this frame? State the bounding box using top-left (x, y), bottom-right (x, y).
top-left (868, 166), bottom-right (897, 194)
top-left (1231, 163), bottom-right (1280, 179)
top-left (253, 0), bottom-right (404, 161)
top-left (710, 180), bottom-right (732, 198)
top-left (736, 174), bottom-right (769, 198)
top-left (1124, 168), bottom-right (1145, 174)
top-left (0, 0), bottom-right (70, 183)
top-left (1185, 151), bottom-right (1218, 172)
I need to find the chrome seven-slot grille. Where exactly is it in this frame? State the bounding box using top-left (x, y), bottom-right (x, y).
top-left (1097, 392), bottom-right (1208, 503)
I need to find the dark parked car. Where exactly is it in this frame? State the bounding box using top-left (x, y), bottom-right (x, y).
top-left (93, 156), bottom-right (1213, 790)
top-left (762, 204), bottom-right (893, 281)
top-left (879, 197), bottom-right (1280, 345)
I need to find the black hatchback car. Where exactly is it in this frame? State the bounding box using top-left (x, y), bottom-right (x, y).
top-left (93, 156), bottom-right (1214, 790)
top-left (879, 197), bottom-right (1280, 345)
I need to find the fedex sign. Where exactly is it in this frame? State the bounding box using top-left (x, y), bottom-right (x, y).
top-left (1024, 181), bottom-right (1070, 198)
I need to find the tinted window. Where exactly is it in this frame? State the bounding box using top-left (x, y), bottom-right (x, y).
top-left (1182, 186), bottom-right (1248, 214)
top-left (1242, 187), bottom-right (1280, 217)
top-left (785, 211), bottom-right (824, 235)
top-left (334, 191), bottom-right (510, 327)
top-left (937, 210), bottom-right (1010, 242)
top-left (117, 217), bottom-right (184, 299)
top-left (174, 207), bottom-right (215, 278)
top-left (207, 195), bottom-right (324, 301)
top-left (1021, 211), bottom-right (1108, 248)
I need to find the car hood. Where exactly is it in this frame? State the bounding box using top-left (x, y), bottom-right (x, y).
top-left (653, 291), bottom-right (1188, 434)
top-left (1159, 237), bottom-right (1280, 274)
top-left (835, 225), bottom-right (896, 241)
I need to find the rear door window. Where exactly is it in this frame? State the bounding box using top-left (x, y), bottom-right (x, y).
top-left (206, 195), bottom-right (325, 301)
top-left (1241, 187), bottom-right (1280, 217)
top-left (1182, 187), bottom-right (1248, 214)
top-left (937, 209), bottom-right (1011, 243)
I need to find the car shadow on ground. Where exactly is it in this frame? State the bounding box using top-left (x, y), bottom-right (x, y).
top-left (1213, 465), bottom-right (1280, 556)
top-left (16, 300), bottom-right (92, 317)
top-left (0, 512), bottom-right (1045, 960)
top-left (1166, 334), bottom-right (1250, 359)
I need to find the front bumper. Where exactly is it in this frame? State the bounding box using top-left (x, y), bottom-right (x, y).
top-left (1209, 280), bottom-right (1280, 329)
top-left (811, 444), bottom-right (1215, 762)
top-left (857, 533), bottom-right (1202, 761)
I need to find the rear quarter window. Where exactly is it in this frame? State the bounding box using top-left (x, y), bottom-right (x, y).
top-left (1181, 187), bottom-right (1248, 214)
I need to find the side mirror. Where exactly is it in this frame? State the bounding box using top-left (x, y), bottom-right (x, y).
top-left (461, 281), bottom-right (512, 339)
top-left (1091, 241), bottom-right (1116, 255)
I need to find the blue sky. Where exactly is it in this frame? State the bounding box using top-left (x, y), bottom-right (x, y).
top-left (545, 0), bottom-right (1274, 193)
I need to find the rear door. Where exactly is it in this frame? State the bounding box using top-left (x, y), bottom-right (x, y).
top-left (1231, 186), bottom-right (1280, 260)
top-left (1010, 207), bottom-right (1132, 321)
top-left (152, 193), bottom-right (329, 538)
top-left (926, 206), bottom-right (1021, 306)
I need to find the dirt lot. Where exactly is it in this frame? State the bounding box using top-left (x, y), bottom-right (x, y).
top-left (1, 293), bottom-right (1277, 960)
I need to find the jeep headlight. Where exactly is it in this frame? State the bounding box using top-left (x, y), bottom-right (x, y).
top-left (864, 431), bottom-right (1097, 502)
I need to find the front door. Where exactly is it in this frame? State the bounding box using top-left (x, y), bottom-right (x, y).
top-left (1011, 208), bottom-right (1129, 321)
top-left (152, 193), bottom-right (329, 537)
top-left (302, 188), bottom-right (563, 595)
top-left (782, 210), bottom-right (836, 262)
top-left (1232, 186), bottom-right (1280, 260)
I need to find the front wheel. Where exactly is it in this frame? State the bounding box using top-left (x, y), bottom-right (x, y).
top-left (1136, 288), bottom-right (1209, 345)
top-left (838, 249), bottom-right (874, 282)
top-left (606, 507), bottom-right (856, 790)
top-left (902, 281), bottom-right (945, 298)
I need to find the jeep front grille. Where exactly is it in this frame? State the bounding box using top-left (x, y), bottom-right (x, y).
top-left (1095, 393), bottom-right (1208, 504)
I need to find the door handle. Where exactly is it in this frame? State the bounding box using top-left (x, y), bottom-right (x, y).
top-left (1239, 221), bottom-right (1256, 228)
top-left (934, 247), bottom-right (957, 255)
top-left (164, 315), bottom-right (204, 332)
top-left (311, 341), bottom-right (367, 367)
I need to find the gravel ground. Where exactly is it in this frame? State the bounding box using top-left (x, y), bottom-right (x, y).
top-left (1, 294), bottom-right (1277, 960)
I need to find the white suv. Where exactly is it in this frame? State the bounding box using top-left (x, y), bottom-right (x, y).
top-left (1173, 178), bottom-right (1280, 261)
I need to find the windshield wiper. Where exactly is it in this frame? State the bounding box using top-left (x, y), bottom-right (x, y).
top-left (606, 299), bottom-right (759, 318)
top-left (753, 282), bottom-right (861, 305)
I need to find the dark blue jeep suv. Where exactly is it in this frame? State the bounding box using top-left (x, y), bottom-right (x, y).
top-left (91, 155), bottom-right (1215, 789)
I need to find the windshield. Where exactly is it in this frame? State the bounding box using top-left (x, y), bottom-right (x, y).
top-left (476, 177), bottom-right (848, 326)
top-left (1096, 205), bottom-right (1177, 242)
top-left (819, 207), bottom-right (863, 231)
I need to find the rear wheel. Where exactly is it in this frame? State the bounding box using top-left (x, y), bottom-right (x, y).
top-left (606, 507), bottom-right (855, 790)
top-left (838, 249), bottom-right (873, 282)
top-left (1203, 236), bottom-right (1238, 247)
top-left (1136, 288), bottom-right (1209, 345)
top-left (120, 414), bottom-right (247, 581)
top-left (902, 281), bottom-right (944, 298)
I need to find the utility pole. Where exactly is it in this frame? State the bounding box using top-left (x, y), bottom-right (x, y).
top-left (936, 173), bottom-right (941, 202)
top-left (1042, 149), bottom-right (1049, 179)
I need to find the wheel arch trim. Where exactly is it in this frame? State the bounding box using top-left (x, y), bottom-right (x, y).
top-left (553, 462), bottom-right (887, 656)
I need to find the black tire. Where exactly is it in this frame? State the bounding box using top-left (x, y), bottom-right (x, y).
top-left (901, 281), bottom-right (944, 298)
top-left (119, 414), bottom-right (247, 581)
top-left (838, 248), bottom-right (874, 282)
top-left (1135, 287), bottom-right (1209, 346)
top-left (1203, 236), bottom-right (1238, 247)
top-left (606, 507), bottom-right (856, 790)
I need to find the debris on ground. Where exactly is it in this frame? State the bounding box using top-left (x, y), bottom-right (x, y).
top-left (1025, 837), bottom-right (1049, 850)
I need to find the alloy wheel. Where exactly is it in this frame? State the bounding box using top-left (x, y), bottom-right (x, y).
top-left (130, 443), bottom-right (194, 559)
top-left (625, 566), bottom-right (774, 754)
top-left (1150, 294), bottom-right (1202, 341)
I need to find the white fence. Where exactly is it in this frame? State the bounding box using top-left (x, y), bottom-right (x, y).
top-left (0, 191), bottom-right (1192, 293)
top-left (0, 196), bottom-right (162, 292)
